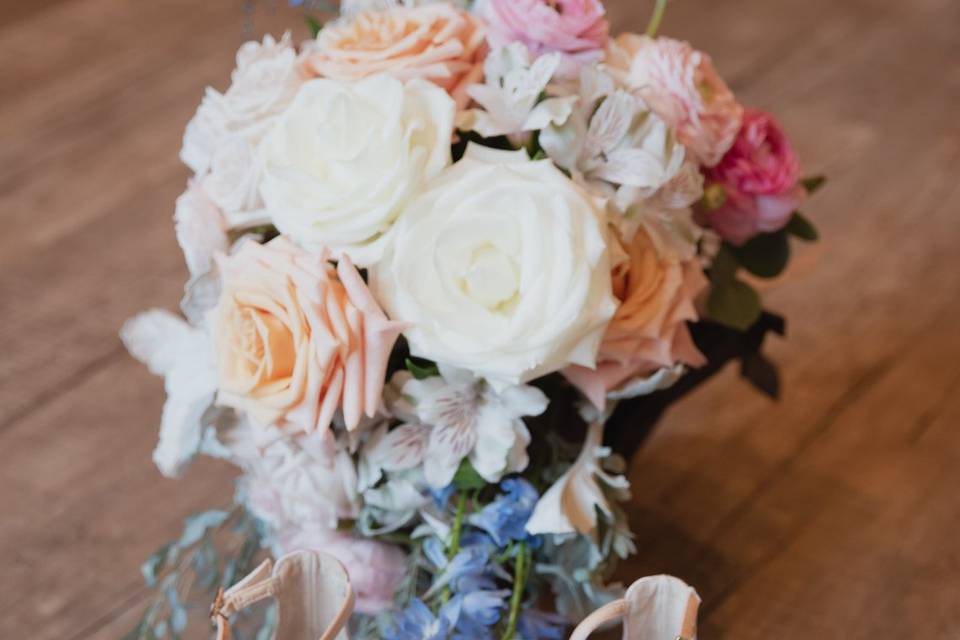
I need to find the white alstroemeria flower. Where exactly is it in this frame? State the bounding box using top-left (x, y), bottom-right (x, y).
top-left (617, 160), bottom-right (705, 259)
top-left (607, 364), bottom-right (685, 402)
top-left (120, 309), bottom-right (218, 477)
top-left (400, 366), bottom-right (548, 489)
top-left (358, 421), bottom-right (431, 491)
top-left (525, 421), bottom-right (630, 536)
top-left (541, 70), bottom-right (686, 204)
top-left (457, 43), bottom-right (576, 139)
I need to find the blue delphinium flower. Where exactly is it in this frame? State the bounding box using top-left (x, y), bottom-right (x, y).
top-left (386, 597), bottom-right (462, 640)
top-left (516, 609), bottom-right (568, 640)
top-left (424, 538), bottom-right (498, 595)
top-left (453, 589), bottom-right (511, 639)
top-left (468, 478), bottom-right (540, 547)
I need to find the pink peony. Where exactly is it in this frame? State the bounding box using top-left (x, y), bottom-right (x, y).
top-left (564, 227), bottom-right (707, 409)
top-left (477, 0), bottom-right (609, 76)
top-left (606, 34), bottom-right (743, 167)
top-left (273, 526), bottom-right (407, 615)
top-left (702, 109), bottom-right (804, 245)
top-left (212, 237), bottom-right (403, 434)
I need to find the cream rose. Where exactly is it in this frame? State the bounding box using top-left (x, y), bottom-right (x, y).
top-left (258, 75), bottom-right (455, 266)
top-left (211, 237), bottom-right (402, 433)
top-left (370, 144), bottom-right (618, 386)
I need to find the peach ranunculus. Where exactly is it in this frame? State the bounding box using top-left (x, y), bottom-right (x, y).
top-left (563, 227), bottom-right (708, 409)
top-left (212, 237), bottom-right (403, 434)
top-left (302, 4), bottom-right (486, 108)
top-left (606, 34), bottom-right (743, 168)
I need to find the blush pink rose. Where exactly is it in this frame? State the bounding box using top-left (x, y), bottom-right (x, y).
top-left (702, 109), bottom-right (804, 245)
top-left (273, 526), bottom-right (407, 615)
top-left (477, 0), bottom-right (609, 76)
top-left (564, 228), bottom-right (707, 409)
top-left (212, 237), bottom-right (402, 434)
top-left (607, 34), bottom-right (743, 167)
top-left (302, 4), bottom-right (486, 108)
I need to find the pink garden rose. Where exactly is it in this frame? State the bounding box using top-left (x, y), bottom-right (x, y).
top-left (477, 0), bottom-right (609, 76)
top-left (564, 227), bottom-right (707, 409)
top-left (212, 237), bottom-right (402, 433)
top-left (607, 34), bottom-right (743, 167)
top-left (273, 526), bottom-right (407, 614)
top-left (303, 4), bottom-right (486, 108)
top-left (702, 109), bottom-right (804, 245)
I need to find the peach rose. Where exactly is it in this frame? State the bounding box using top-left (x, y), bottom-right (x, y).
top-left (212, 237), bottom-right (402, 433)
top-left (302, 4), bottom-right (486, 108)
top-left (607, 34), bottom-right (743, 167)
top-left (564, 227), bottom-right (708, 408)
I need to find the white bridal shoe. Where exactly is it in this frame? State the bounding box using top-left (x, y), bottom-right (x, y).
top-left (210, 550), bottom-right (354, 640)
top-left (570, 575), bottom-right (701, 640)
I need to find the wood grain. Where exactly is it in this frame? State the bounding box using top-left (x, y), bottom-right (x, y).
top-left (2, 0), bottom-right (958, 638)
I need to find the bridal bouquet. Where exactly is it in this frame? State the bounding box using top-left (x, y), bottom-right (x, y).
top-left (122, 0), bottom-right (822, 637)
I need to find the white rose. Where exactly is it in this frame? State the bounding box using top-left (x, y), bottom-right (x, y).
top-left (258, 74), bottom-right (455, 266)
top-left (370, 144), bottom-right (619, 386)
top-left (180, 33), bottom-right (304, 226)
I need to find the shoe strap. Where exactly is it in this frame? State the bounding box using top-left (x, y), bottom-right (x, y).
top-left (569, 599), bottom-right (628, 640)
top-left (211, 559), bottom-right (280, 640)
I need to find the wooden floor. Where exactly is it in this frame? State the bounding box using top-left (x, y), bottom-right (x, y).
top-left (2, 0), bottom-right (958, 637)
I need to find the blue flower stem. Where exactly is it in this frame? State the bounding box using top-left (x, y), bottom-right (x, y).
top-left (440, 491), bottom-right (469, 604)
top-left (501, 542), bottom-right (529, 640)
top-left (645, 0), bottom-right (668, 37)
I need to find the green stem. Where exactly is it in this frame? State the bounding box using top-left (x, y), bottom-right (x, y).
top-left (448, 491), bottom-right (468, 558)
top-left (440, 492), bottom-right (469, 605)
top-left (501, 543), bottom-right (529, 640)
top-left (645, 0), bottom-right (668, 37)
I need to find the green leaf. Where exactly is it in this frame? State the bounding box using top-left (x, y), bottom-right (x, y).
top-left (453, 459), bottom-right (487, 491)
top-left (305, 15), bottom-right (323, 38)
top-left (707, 278), bottom-right (762, 331)
top-left (709, 244), bottom-right (739, 282)
top-left (801, 174), bottom-right (826, 194)
top-left (731, 231), bottom-right (790, 279)
top-left (784, 211), bottom-right (819, 241)
top-left (405, 357), bottom-right (439, 380)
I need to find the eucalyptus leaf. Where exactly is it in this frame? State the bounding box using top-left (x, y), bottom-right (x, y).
top-left (141, 543), bottom-right (172, 587)
top-left (784, 212), bottom-right (819, 241)
top-left (707, 279), bottom-right (762, 331)
top-left (731, 232), bottom-right (790, 279)
top-left (178, 510), bottom-right (229, 548)
top-left (709, 244), bottom-right (739, 282)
